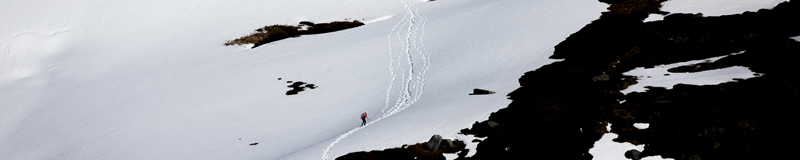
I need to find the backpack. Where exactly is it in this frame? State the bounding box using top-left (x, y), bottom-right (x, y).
top-left (361, 113), bottom-right (367, 119)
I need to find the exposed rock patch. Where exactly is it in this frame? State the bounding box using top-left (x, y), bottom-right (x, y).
top-left (469, 89), bottom-right (495, 95)
top-left (336, 139), bottom-right (466, 160)
top-left (425, 135), bottom-right (444, 151)
top-left (441, 139), bottom-right (454, 149)
top-left (625, 149), bottom-right (642, 160)
top-left (285, 81), bottom-right (317, 95)
top-left (225, 20), bottom-right (364, 49)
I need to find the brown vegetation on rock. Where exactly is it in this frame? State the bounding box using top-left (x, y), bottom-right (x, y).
top-left (224, 20), bottom-right (364, 48)
top-left (224, 25), bottom-right (301, 47)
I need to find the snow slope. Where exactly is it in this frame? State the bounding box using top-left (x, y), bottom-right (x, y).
top-left (1, 0), bottom-right (606, 159)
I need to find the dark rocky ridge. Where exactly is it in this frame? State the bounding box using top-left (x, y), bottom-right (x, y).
top-left (337, 139), bottom-right (466, 160)
top-left (337, 0), bottom-right (800, 159)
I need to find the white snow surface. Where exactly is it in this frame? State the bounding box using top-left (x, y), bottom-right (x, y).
top-left (643, 0), bottom-right (788, 22)
top-left (621, 52), bottom-right (759, 94)
top-left (792, 35), bottom-right (800, 42)
top-left (1, 0), bottom-right (610, 159)
top-left (643, 14), bottom-right (666, 23)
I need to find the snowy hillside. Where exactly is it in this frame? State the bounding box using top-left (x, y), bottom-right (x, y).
top-left (1, 0), bottom-right (792, 160)
top-left (1, 0), bottom-right (605, 159)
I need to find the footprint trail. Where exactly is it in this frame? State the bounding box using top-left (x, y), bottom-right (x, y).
top-left (321, 0), bottom-right (431, 159)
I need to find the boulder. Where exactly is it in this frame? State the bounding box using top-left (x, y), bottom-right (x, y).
top-left (441, 139), bottom-right (454, 149)
top-left (425, 135), bottom-right (443, 151)
top-left (624, 149), bottom-right (641, 160)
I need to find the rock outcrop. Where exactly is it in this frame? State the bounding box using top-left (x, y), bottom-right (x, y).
top-left (425, 135), bottom-right (443, 151)
top-left (441, 139), bottom-right (454, 149)
top-left (225, 20), bottom-right (364, 48)
top-left (336, 138), bottom-right (466, 160)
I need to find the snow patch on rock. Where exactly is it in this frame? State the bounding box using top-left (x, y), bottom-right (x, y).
top-left (661, 0), bottom-right (788, 17)
top-left (644, 14), bottom-right (665, 22)
top-left (633, 123), bottom-right (650, 129)
top-left (621, 51), bottom-right (759, 94)
top-left (591, 123), bottom-right (673, 160)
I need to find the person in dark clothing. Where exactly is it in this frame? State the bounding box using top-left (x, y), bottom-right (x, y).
top-left (361, 111), bottom-right (369, 126)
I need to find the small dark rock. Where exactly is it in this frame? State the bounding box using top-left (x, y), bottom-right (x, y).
top-left (287, 81), bottom-right (292, 83)
top-left (286, 88), bottom-right (303, 95)
top-left (441, 139), bottom-right (454, 149)
top-left (625, 149), bottom-right (641, 160)
top-left (278, 78), bottom-right (282, 80)
top-left (471, 88), bottom-right (496, 95)
top-left (250, 143), bottom-right (259, 146)
top-left (286, 81), bottom-right (308, 95)
top-left (472, 139), bottom-right (482, 143)
top-left (299, 21), bottom-right (315, 26)
top-left (288, 82), bottom-right (306, 88)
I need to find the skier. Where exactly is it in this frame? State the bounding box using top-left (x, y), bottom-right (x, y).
top-left (360, 111), bottom-right (369, 127)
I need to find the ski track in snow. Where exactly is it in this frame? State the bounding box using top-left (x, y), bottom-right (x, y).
top-left (321, 0), bottom-right (430, 159)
